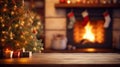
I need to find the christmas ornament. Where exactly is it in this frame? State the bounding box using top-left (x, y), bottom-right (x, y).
top-left (32, 29), bottom-right (37, 34)
top-left (67, 11), bottom-right (76, 29)
top-left (60, 0), bottom-right (66, 3)
top-left (81, 10), bottom-right (89, 27)
top-left (103, 11), bottom-right (111, 28)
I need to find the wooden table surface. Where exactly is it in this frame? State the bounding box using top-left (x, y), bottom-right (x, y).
top-left (0, 53), bottom-right (120, 64)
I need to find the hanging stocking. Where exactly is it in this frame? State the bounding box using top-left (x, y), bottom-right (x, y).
top-left (103, 11), bottom-right (111, 28)
top-left (67, 11), bottom-right (76, 29)
top-left (81, 10), bottom-right (89, 27)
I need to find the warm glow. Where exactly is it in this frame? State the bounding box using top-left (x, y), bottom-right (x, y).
top-left (24, 41), bottom-right (28, 44)
top-left (2, 24), bottom-right (5, 27)
top-left (86, 48), bottom-right (96, 52)
top-left (5, 48), bottom-right (13, 54)
top-left (10, 37), bottom-right (13, 40)
top-left (67, 0), bottom-right (71, 4)
top-left (37, 22), bottom-right (41, 26)
top-left (5, 48), bottom-right (10, 53)
top-left (74, 20), bottom-right (104, 44)
top-left (21, 35), bottom-right (24, 38)
top-left (18, 58), bottom-right (29, 63)
top-left (77, 0), bottom-right (80, 2)
top-left (20, 20), bottom-right (25, 26)
top-left (2, 31), bottom-right (6, 34)
top-left (16, 43), bottom-right (20, 46)
top-left (15, 24), bottom-right (19, 28)
top-left (83, 22), bottom-right (95, 42)
top-left (3, 8), bottom-right (7, 12)
top-left (1, 38), bottom-right (5, 42)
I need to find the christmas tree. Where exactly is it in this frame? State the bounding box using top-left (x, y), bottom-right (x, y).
top-left (0, 0), bottom-right (43, 52)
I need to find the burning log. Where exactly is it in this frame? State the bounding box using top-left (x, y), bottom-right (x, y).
top-left (80, 39), bottom-right (94, 45)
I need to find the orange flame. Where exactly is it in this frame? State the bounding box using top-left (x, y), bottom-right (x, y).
top-left (83, 22), bottom-right (95, 42)
top-left (73, 20), bottom-right (104, 44)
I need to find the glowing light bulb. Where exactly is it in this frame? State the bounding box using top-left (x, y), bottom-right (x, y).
top-left (29, 18), bottom-right (33, 23)
top-left (13, 5), bottom-right (17, 10)
top-left (1, 39), bottom-right (5, 42)
top-left (19, 26), bottom-right (22, 29)
top-left (16, 43), bottom-right (20, 46)
top-left (33, 47), bottom-right (36, 51)
top-left (37, 22), bottom-right (41, 25)
top-left (10, 32), bottom-right (13, 36)
top-left (21, 35), bottom-right (24, 38)
top-left (24, 41), bottom-right (27, 44)
top-left (10, 37), bottom-right (13, 40)
top-left (20, 21), bottom-right (25, 26)
top-left (4, 4), bottom-right (7, 7)
top-left (41, 47), bottom-right (44, 50)
top-left (11, 11), bottom-right (15, 15)
top-left (67, 0), bottom-right (71, 4)
top-left (2, 24), bottom-right (5, 27)
top-left (2, 31), bottom-right (6, 34)
top-left (30, 36), bottom-right (33, 39)
top-left (15, 24), bottom-right (19, 28)
top-left (3, 8), bottom-right (7, 12)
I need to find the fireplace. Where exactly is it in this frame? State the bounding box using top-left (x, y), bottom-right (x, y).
top-left (74, 20), bottom-right (104, 44)
top-left (67, 9), bottom-right (112, 48)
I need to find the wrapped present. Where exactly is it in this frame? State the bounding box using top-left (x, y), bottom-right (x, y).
top-left (4, 49), bottom-right (13, 58)
top-left (21, 51), bottom-right (32, 58)
top-left (13, 51), bottom-right (21, 58)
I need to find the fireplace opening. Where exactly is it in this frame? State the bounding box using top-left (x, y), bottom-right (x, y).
top-left (74, 20), bottom-right (104, 45)
top-left (67, 9), bottom-right (112, 48)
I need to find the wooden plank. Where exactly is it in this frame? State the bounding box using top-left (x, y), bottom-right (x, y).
top-left (0, 53), bottom-right (120, 64)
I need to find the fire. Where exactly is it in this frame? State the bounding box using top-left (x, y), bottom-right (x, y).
top-left (83, 22), bottom-right (95, 42)
top-left (73, 20), bottom-right (104, 44)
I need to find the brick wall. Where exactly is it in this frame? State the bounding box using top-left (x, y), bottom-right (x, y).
top-left (45, 0), bottom-right (66, 49)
